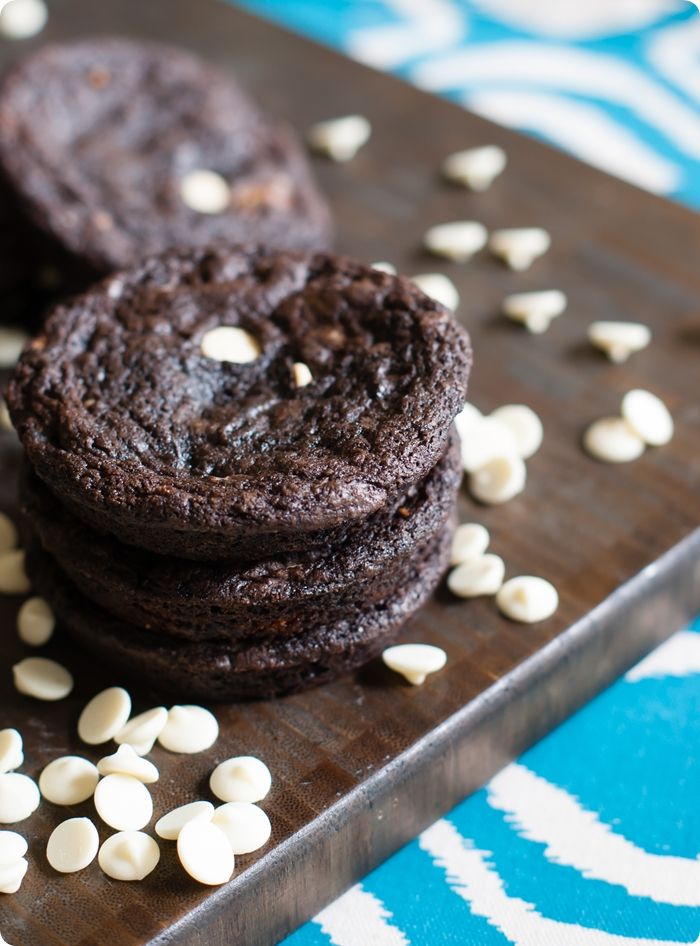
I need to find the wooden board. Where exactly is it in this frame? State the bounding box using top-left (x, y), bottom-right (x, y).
top-left (1, 1), bottom-right (700, 944)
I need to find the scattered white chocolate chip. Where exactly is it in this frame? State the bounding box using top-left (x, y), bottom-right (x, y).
top-left (496, 576), bottom-right (558, 623)
top-left (447, 554), bottom-right (505, 598)
top-left (39, 756), bottom-right (99, 806)
top-left (157, 705), bottom-right (219, 755)
top-left (0, 0), bottom-right (47, 38)
top-left (177, 819), bottom-right (234, 886)
top-left (13, 657), bottom-right (73, 701)
top-left (453, 402), bottom-right (482, 442)
top-left (97, 745), bottom-right (159, 784)
top-left (490, 404), bottom-right (543, 460)
top-left (0, 831), bottom-right (27, 867)
top-left (502, 289), bottom-right (567, 334)
top-left (583, 416), bottom-right (645, 463)
top-left (621, 389), bottom-right (673, 446)
top-left (17, 596), bottom-right (55, 647)
top-left (212, 802), bottom-right (271, 856)
top-left (98, 831), bottom-right (160, 881)
top-left (490, 227), bottom-right (550, 270)
top-left (46, 818), bottom-right (99, 873)
top-left (450, 523), bottom-right (490, 565)
top-left (292, 362), bottom-right (313, 389)
top-left (94, 774), bottom-right (153, 831)
top-left (0, 773), bottom-right (40, 823)
top-left (0, 513), bottom-right (17, 554)
top-left (155, 801), bottom-right (214, 841)
top-left (201, 326), bottom-right (261, 364)
top-left (115, 706), bottom-right (168, 756)
top-left (470, 455), bottom-right (527, 505)
top-left (180, 169), bottom-right (231, 214)
top-left (307, 114), bottom-right (371, 162)
top-left (588, 321), bottom-right (651, 363)
top-left (459, 415), bottom-right (517, 473)
top-left (0, 328), bottom-right (28, 368)
top-left (382, 643), bottom-right (447, 686)
top-left (0, 857), bottom-right (27, 894)
top-left (78, 687), bottom-right (132, 745)
top-left (0, 550), bottom-right (30, 595)
top-left (0, 401), bottom-right (11, 432)
top-left (210, 757), bottom-right (271, 804)
top-left (371, 261), bottom-right (396, 275)
top-left (423, 221), bottom-right (488, 263)
top-left (410, 273), bottom-right (459, 311)
top-left (0, 731), bottom-right (22, 774)
top-left (442, 144), bottom-right (507, 191)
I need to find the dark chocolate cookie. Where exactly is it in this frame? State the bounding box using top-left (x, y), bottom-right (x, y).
top-left (8, 247), bottom-right (471, 560)
top-left (0, 36), bottom-right (331, 293)
top-left (26, 522), bottom-right (453, 701)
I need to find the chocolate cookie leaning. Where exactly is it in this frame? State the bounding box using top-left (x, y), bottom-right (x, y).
top-left (8, 246), bottom-right (472, 561)
top-left (0, 37), bottom-right (331, 308)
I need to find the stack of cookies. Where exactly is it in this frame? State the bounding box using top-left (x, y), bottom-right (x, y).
top-left (0, 37), bottom-right (331, 321)
top-left (7, 247), bottom-right (471, 700)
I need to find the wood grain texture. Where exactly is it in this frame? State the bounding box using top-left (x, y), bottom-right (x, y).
top-left (1, 1), bottom-right (699, 944)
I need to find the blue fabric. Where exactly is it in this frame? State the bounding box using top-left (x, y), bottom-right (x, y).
top-left (227, 2), bottom-right (700, 941)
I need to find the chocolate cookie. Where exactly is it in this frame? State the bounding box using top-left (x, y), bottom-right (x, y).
top-left (0, 36), bottom-right (331, 302)
top-left (26, 522), bottom-right (453, 701)
top-left (21, 434), bottom-right (460, 640)
top-left (8, 246), bottom-right (471, 560)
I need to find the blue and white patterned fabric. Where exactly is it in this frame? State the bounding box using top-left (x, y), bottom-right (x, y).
top-left (230, 2), bottom-right (700, 941)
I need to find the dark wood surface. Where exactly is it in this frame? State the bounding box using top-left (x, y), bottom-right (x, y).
top-left (1, 1), bottom-right (700, 944)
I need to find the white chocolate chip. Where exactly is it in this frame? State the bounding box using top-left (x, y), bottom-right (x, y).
top-left (621, 389), bottom-right (673, 446)
top-left (459, 416), bottom-right (518, 473)
top-left (0, 831), bottom-right (27, 867)
top-left (292, 362), bottom-right (313, 388)
top-left (583, 416), bottom-right (645, 463)
top-left (453, 402), bottom-right (482, 442)
top-left (307, 114), bottom-right (371, 162)
top-left (0, 328), bottom-right (28, 368)
top-left (17, 596), bottom-right (55, 647)
top-left (210, 757), bottom-right (271, 804)
top-left (115, 707), bottom-right (168, 756)
top-left (470, 455), bottom-right (527, 505)
top-left (0, 731), bottom-right (23, 774)
top-left (0, 857), bottom-right (27, 894)
top-left (490, 227), bottom-right (550, 270)
top-left (0, 550), bottom-right (30, 595)
top-left (177, 819), bottom-right (234, 886)
top-left (212, 802), bottom-right (271, 856)
top-left (382, 643), bottom-right (447, 686)
top-left (180, 169), bottom-right (231, 214)
top-left (94, 774), bottom-right (153, 831)
top-left (410, 273), bottom-right (459, 311)
top-left (201, 326), bottom-right (261, 364)
top-left (442, 145), bottom-right (507, 191)
top-left (155, 801), bottom-right (214, 841)
top-left (39, 756), bottom-right (99, 806)
top-left (0, 514), bottom-right (17, 554)
top-left (588, 321), bottom-right (651, 363)
top-left (0, 0), bottom-right (47, 38)
top-left (98, 831), bottom-right (160, 881)
top-left (0, 400), bottom-right (12, 432)
top-left (0, 773), bottom-right (40, 823)
top-left (97, 745), bottom-right (158, 784)
top-left (450, 522), bottom-right (490, 565)
top-left (496, 575), bottom-right (558, 623)
top-left (423, 221), bottom-right (488, 263)
top-left (46, 818), bottom-right (99, 873)
top-left (78, 687), bottom-right (132, 745)
top-left (447, 554), bottom-right (505, 598)
top-left (371, 261), bottom-right (396, 275)
top-left (502, 289), bottom-right (567, 333)
top-left (157, 705), bottom-right (219, 755)
top-left (490, 404), bottom-right (543, 459)
top-left (13, 657), bottom-right (73, 701)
